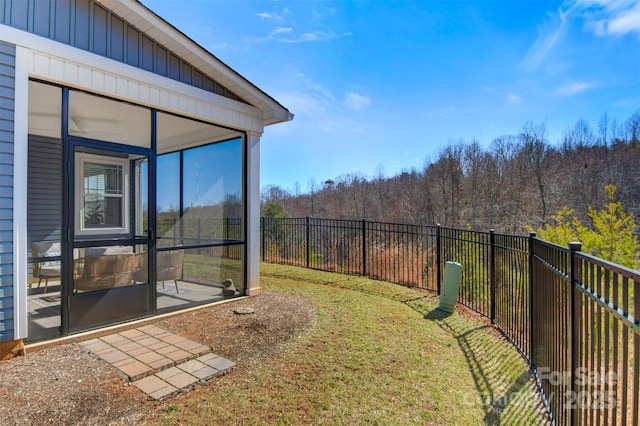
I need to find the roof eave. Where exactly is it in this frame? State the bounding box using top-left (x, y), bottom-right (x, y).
top-left (99, 0), bottom-right (292, 128)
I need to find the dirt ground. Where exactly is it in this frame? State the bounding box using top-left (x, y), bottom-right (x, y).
top-left (0, 292), bottom-right (316, 425)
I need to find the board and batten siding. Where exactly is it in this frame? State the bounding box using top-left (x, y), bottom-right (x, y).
top-left (27, 135), bottom-right (61, 251)
top-left (0, 0), bottom-right (246, 105)
top-left (0, 41), bottom-right (14, 342)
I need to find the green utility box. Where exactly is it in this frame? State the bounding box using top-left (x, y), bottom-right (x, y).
top-left (438, 261), bottom-right (463, 314)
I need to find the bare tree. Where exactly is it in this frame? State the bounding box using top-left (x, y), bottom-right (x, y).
top-left (268, 112), bottom-right (639, 237)
top-left (307, 178), bottom-right (317, 216)
top-left (461, 140), bottom-right (483, 227)
top-left (598, 113), bottom-right (610, 147)
top-left (622, 111), bottom-right (640, 144)
top-left (519, 122), bottom-right (552, 226)
top-left (424, 143), bottom-right (465, 226)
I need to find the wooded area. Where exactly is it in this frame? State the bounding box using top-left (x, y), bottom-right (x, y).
top-left (261, 112), bottom-right (640, 236)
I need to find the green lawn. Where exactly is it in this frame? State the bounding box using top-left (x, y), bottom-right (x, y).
top-left (159, 263), bottom-right (547, 425)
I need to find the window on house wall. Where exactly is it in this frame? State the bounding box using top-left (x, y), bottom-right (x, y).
top-left (75, 153), bottom-right (129, 236)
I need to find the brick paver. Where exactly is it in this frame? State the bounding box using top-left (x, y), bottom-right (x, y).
top-left (147, 357), bottom-right (174, 370)
top-left (79, 339), bottom-right (112, 353)
top-left (99, 349), bottom-right (130, 364)
top-left (155, 365), bottom-right (202, 388)
top-left (165, 348), bottom-right (192, 362)
top-left (205, 356), bottom-right (236, 371)
top-left (134, 375), bottom-right (178, 400)
top-left (82, 325), bottom-right (235, 400)
top-left (118, 359), bottom-right (153, 381)
top-left (121, 329), bottom-right (146, 339)
top-left (177, 359), bottom-right (220, 380)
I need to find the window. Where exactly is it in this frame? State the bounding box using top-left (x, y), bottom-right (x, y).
top-left (75, 153), bottom-right (129, 236)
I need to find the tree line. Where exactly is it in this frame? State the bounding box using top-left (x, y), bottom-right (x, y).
top-left (261, 111), bottom-right (640, 240)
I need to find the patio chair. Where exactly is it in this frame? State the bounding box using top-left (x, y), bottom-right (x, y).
top-left (133, 250), bottom-right (184, 293)
top-left (157, 250), bottom-right (184, 293)
top-left (31, 241), bottom-right (61, 293)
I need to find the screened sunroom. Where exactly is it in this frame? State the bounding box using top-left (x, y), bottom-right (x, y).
top-left (26, 80), bottom-right (251, 341)
top-left (0, 0), bottom-right (291, 349)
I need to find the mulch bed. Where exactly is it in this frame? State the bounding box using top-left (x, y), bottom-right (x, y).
top-left (0, 292), bottom-right (316, 425)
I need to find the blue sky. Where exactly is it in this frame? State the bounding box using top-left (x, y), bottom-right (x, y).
top-left (141, 0), bottom-right (640, 192)
top-left (154, 139), bottom-right (243, 211)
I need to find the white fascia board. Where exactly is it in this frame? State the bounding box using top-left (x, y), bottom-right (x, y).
top-left (0, 24), bottom-right (264, 134)
top-left (101, 0), bottom-right (292, 125)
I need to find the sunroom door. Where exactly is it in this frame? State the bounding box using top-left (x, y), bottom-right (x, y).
top-left (66, 141), bottom-right (155, 333)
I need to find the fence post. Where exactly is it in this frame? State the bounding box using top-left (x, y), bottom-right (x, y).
top-left (436, 224), bottom-right (442, 295)
top-left (172, 217), bottom-right (182, 245)
top-left (528, 232), bottom-right (536, 364)
top-left (569, 241), bottom-right (582, 426)
top-left (173, 217), bottom-right (177, 240)
top-left (173, 216), bottom-right (184, 244)
top-left (261, 217), bottom-right (265, 261)
top-left (225, 217), bottom-right (229, 258)
top-left (362, 219), bottom-right (367, 276)
top-left (489, 229), bottom-right (496, 323)
top-left (306, 216), bottom-right (310, 268)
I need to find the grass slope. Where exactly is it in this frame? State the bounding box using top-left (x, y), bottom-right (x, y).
top-left (158, 263), bottom-right (547, 425)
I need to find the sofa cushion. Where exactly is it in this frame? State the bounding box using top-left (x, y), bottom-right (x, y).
top-left (85, 246), bottom-right (134, 256)
top-left (32, 241), bottom-right (61, 254)
top-left (38, 251), bottom-right (61, 268)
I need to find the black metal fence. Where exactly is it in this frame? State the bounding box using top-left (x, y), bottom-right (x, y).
top-left (157, 216), bottom-right (244, 259)
top-left (261, 217), bottom-right (639, 425)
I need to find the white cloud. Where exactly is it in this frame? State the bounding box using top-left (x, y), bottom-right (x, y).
top-left (344, 92), bottom-right (371, 110)
top-left (300, 32), bottom-right (321, 41)
top-left (272, 27), bottom-right (293, 35)
top-left (279, 30), bottom-right (349, 43)
top-left (283, 73), bottom-right (335, 113)
top-left (601, 2), bottom-right (640, 34)
top-left (572, 0), bottom-right (640, 37)
top-left (296, 73), bottom-right (336, 102)
top-left (273, 88), bottom-right (352, 133)
top-left (253, 6), bottom-right (348, 44)
top-left (256, 12), bottom-right (283, 22)
top-left (506, 93), bottom-right (523, 105)
top-left (249, 28), bottom-right (346, 44)
top-left (270, 75), bottom-right (371, 135)
top-left (277, 91), bottom-right (326, 116)
top-left (211, 42), bottom-right (231, 50)
top-left (520, 7), bottom-right (569, 71)
top-left (210, 41), bottom-right (245, 51)
top-left (556, 80), bottom-right (597, 95)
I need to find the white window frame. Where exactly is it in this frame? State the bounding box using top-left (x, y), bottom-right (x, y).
top-left (75, 153), bottom-right (130, 236)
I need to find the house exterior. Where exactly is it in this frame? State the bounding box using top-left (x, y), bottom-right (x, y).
top-left (0, 0), bottom-right (292, 353)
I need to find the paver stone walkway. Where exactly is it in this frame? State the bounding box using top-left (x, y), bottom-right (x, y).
top-left (80, 324), bottom-right (235, 400)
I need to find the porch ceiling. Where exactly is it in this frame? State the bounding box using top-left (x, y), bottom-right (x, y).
top-left (28, 81), bottom-right (242, 152)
